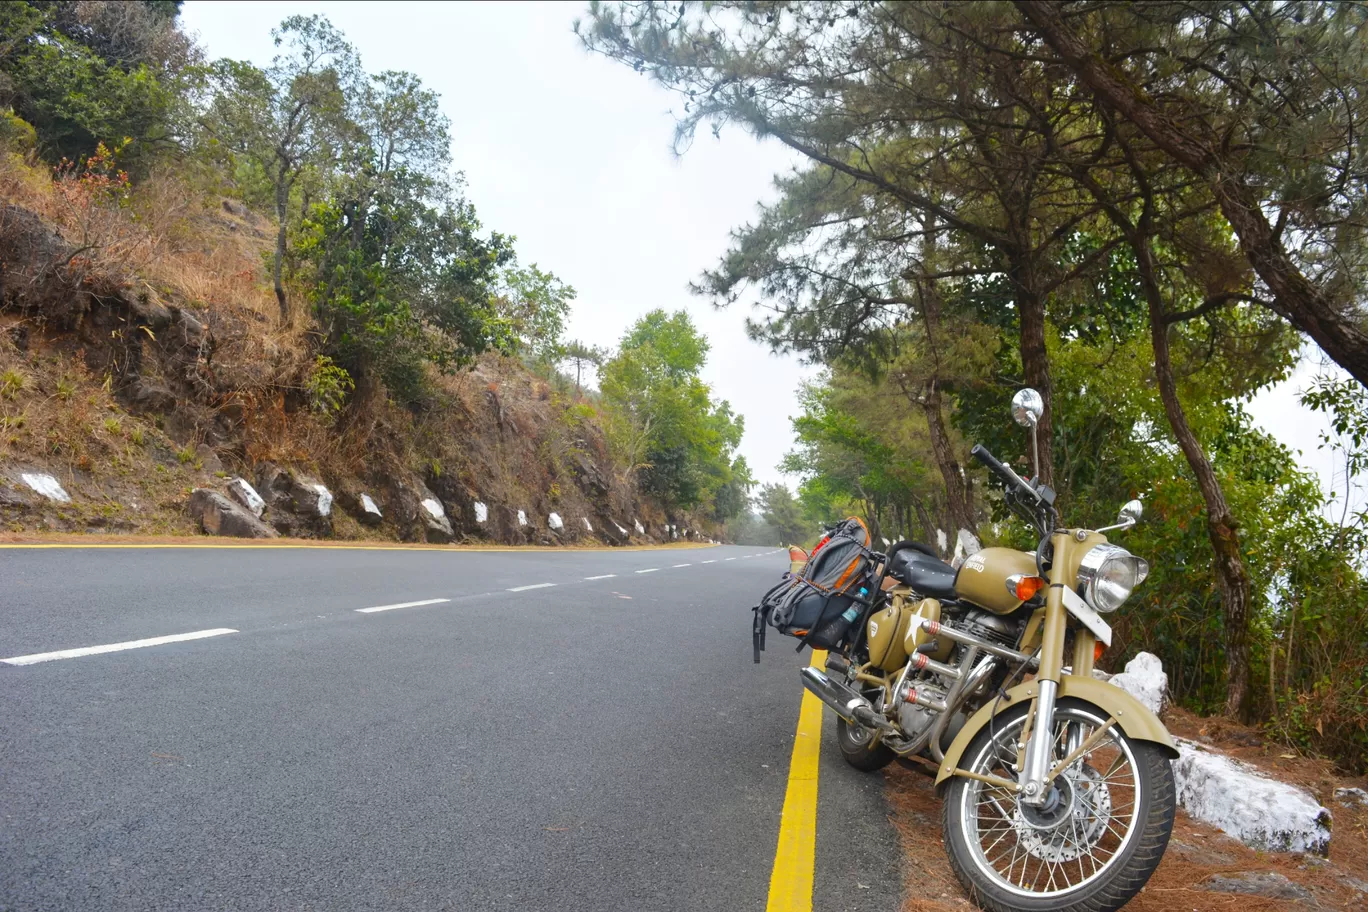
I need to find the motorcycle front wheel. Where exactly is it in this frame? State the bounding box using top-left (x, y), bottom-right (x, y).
top-left (941, 698), bottom-right (1174, 912)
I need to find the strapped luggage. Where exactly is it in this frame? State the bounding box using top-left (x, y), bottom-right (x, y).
top-left (751, 517), bottom-right (876, 662)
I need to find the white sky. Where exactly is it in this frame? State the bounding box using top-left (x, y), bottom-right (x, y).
top-left (181, 0), bottom-right (1361, 518)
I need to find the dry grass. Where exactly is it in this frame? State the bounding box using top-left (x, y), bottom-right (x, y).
top-left (0, 147), bottom-right (695, 544)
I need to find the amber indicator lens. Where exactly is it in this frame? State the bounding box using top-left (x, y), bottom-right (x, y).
top-left (1011, 575), bottom-right (1046, 600)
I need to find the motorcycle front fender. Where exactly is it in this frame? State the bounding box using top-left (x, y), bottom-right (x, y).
top-left (934, 674), bottom-right (1179, 788)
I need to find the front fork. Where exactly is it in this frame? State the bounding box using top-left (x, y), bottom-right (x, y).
top-left (1017, 532), bottom-right (1097, 807)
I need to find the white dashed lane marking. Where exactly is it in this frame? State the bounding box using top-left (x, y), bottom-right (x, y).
top-left (702, 560), bottom-right (717, 564)
top-left (2, 628), bottom-right (239, 666)
top-left (356, 598), bottom-right (451, 614)
top-left (635, 568), bottom-right (659, 574)
top-left (508, 583), bottom-right (556, 592)
top-left (584, 574), bottom-right (616, 580)
top-left (672, 563), bottom-right (691, 568)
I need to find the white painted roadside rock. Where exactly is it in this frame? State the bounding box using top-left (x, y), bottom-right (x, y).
top-left (548, 512), bottom-right (563, 531)
top-left (1335, 787), bottom-right (1368, 809)
top-left (226, 477), bottom-right (265, 517)
top-left (1107, 652), bottom-right (1168, 715)
top-left (311, 484), bottom-right (333, 516)
top-left (21, 472), bottom-right (69, 503)
top-left (419, 496), bottom-right (454, 542)
top-left (1174, 738), bottom-right (1333, 856)
top-left (936, 528), bottom-right (948, 554)
top-left (634, 519), bottom-right (645, 535)
top-left (354, 492), bottom-right (383, 527)
top-left (474, 501), bottom-right (488, 524)
top-left (614, 521), bottom-right (628, 537)
top-left (517, 509), bottom-right (527, 527)
top-left (582, 517), bottom-right (593, 532)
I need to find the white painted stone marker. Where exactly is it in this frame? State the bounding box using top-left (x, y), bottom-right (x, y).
top-left (227, 477), bottom-right (265, 517)
top-left (421, 498), bottom-right (446, 521)
top-left (582, 517), bottom-right (593, 532)
top-left (360, 493), bottom-right (382, 519)
top-left (517, 509), bottom-right (528, 527)
top-left (1174, 739), bottom-right (1332, 856)
top-left (20, 472), bottom-right (69, 503)
top-left (311, 484), bottom-right (333, 516)
top-left (634, 519), bottom-right (645, 535)
top-left (548, 512), bottom-right (563, 531)
top-left (474, 501), bottom-right (488, 523)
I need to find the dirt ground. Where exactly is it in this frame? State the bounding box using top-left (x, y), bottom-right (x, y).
top-left (884, 709), bottom-right (1368, 911)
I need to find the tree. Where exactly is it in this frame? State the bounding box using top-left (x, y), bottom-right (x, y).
top-left (598, 309), bottom-right (745, 515)
top-left (0, 1), bottom-right (190, 166)
top-left (582, 1), bottom-right (1116, 489)
top-left (1016, 1), bottom-right (1368, 391)
top-left (203, 15), bottom-right (359, 324)
top-left (558, 339), bottom-right (605, 397)
top-left (757, 483), bottom-right (810, 546)
top-left (298, 172), bottom-right (515, 404)
top-left (497, 265), bottom-right (574, 365)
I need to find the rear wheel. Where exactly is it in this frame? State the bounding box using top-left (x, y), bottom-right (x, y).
top-left (836, 717), bottom-right (896, 772)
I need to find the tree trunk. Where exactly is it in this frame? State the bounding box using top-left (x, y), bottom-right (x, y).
top-left (274, 165), bottom-right (290, 326)
top-left (1136, 241), bottom-right (1254, 719)
top-left (1016, 0), bottom-right (1368, 390)
top-left (921, 382), bottom-right (976, 533)
top-left (1009, 256), bottom-right (1056, 488)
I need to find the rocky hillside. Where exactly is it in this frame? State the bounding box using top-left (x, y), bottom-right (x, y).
top-left (0, 156), bottom-right (689, 546)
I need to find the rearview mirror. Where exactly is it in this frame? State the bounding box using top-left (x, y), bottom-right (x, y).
top-left (1119, 500), bottom-right (1143, 525)
top-left (1011, 388), bottom-right (1043, 427)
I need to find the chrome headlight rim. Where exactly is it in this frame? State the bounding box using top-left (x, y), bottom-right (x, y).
top-left (1076, 544), bottom-right (1149, 613)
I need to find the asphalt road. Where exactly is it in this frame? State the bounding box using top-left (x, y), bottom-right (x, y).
top-left (1, 544), bottom-right (903, 911)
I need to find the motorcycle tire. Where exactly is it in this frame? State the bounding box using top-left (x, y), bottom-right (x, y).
top-left (940, 698), bottom-right (1174, 912)
top-left (836, 717), bottom-right (896, 772)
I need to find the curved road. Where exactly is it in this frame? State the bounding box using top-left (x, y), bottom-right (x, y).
top-left (1, 544), bottom-right (902, 911)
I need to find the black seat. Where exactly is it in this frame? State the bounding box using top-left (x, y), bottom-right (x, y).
top-left (887, 547), bottom-right (958, 599)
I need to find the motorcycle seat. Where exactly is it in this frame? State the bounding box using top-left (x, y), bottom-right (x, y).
top-left (887, 546), bottom-right (958, 599)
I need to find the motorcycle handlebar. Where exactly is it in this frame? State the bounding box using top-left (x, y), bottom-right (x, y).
top-left (970, 444), bottom-right (1040, 502)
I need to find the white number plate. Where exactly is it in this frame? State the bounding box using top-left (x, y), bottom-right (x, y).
top-left (1061, 586), bottom-right (1112, 647)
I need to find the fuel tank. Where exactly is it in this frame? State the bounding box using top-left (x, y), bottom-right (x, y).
top-left (954, 547), bottom-right (1038, 615)
top-left (866, 591), bottom-right (952, 672)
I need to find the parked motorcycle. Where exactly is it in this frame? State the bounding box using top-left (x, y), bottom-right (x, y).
top-left (759, 388), bottom-right (1176, 912)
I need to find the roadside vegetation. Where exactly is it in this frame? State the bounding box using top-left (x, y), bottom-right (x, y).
top-left (0, 3), bottom-right (750, 545)
top-left (582, 1), bottom-right (1368, 771)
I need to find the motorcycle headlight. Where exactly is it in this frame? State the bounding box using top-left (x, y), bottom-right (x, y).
top-left (1077, 544), bottom-right (1149, 613)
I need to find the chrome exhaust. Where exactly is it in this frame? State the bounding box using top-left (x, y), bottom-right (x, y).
top-left (799, 666), bottom-right (897, 732)
top-left (799, 666), bottom-right (866, 722)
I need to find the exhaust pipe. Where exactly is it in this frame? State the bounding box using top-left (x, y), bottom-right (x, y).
top-left (799, 667), bottom-right (897, 732)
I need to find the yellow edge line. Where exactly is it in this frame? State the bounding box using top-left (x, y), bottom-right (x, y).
top-left (766, 648), bottom-right (826, 912)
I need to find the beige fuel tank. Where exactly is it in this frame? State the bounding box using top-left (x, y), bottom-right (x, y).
top-left (954, 547), bottom-right (1039, 614)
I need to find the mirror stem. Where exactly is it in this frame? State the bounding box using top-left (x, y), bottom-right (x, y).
top-left (1028, 417), bottom-right (1041, 482)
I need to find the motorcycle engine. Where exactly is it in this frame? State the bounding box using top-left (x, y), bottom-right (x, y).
top-left (960, 607), bottom-right (1022, 649)
top-left (897, 679), bottom-right (968, 750)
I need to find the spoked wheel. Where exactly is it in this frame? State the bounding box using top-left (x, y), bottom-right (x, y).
top-left (942, 698), bottom-right (1174, 912)
top-left (836, 716), bottom-right (895, 772)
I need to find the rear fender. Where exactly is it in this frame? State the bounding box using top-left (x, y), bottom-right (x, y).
top-left (934, 674), bottom-right (1178, 788)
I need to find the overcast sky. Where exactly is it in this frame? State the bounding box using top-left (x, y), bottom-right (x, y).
top-left (181, 0), bottom-right (1361, 519)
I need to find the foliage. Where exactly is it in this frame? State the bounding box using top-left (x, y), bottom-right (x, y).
top-left (305, 355), bottom-right (354, 419)
top-left (756, 483), bottom-right (810, 546)
top-left (599, 309), bottom-right (747, 518)
top-left (298, 177), bottom-right (515, 404)
top-left (0, 1), bottom-right (191, 168)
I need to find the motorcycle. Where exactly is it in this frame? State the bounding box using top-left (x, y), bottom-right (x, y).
top-left (792, 388), bottom-right (1176, 912)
